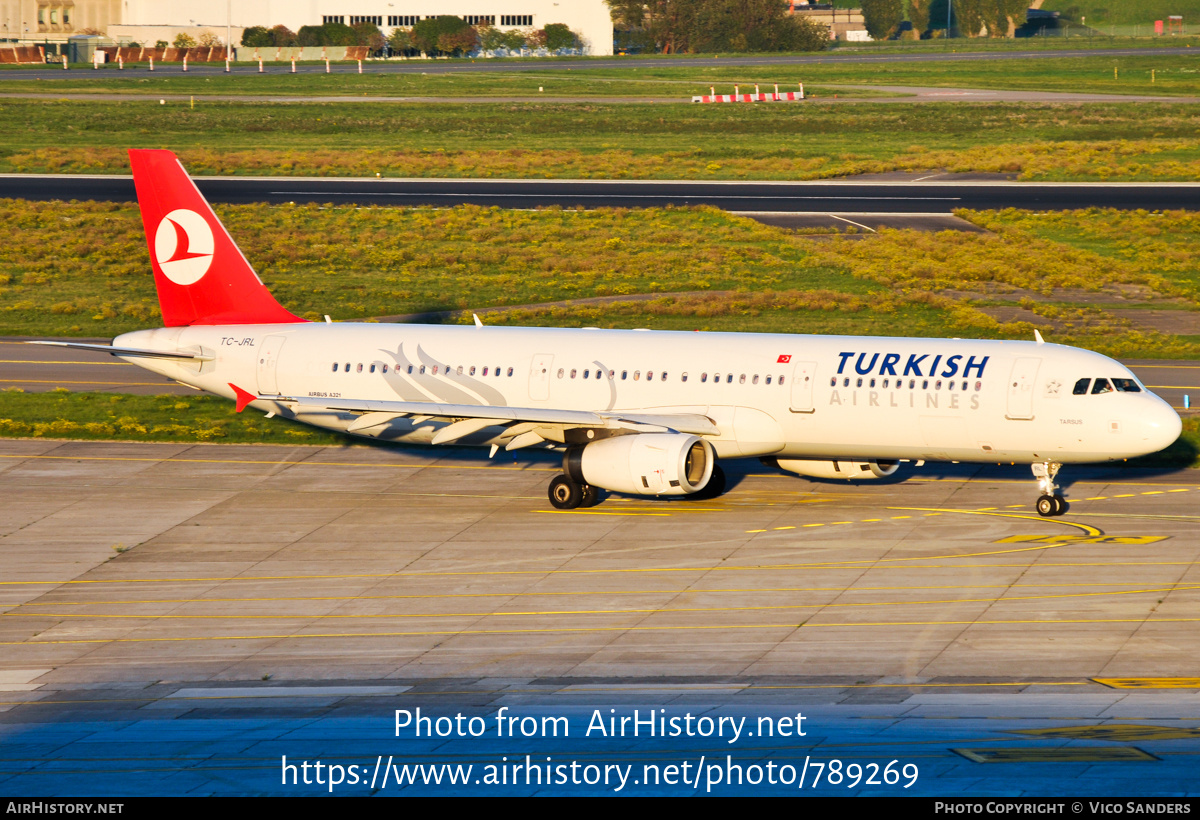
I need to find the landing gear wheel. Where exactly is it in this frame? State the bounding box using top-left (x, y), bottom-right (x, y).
top-left (548, 475), bottom-right (583, 510)
top-left (580, 483), bottom-right (601, 508)
top-left (690, 463), bottom-right (727, 500)
top-left (1036, 494), bottom-right (1057, 517)
top-left (1053, 494), bottom-right (1068, 515)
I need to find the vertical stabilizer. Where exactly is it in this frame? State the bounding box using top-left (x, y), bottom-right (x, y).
top-left (128, 149), bottom-right (305, 327)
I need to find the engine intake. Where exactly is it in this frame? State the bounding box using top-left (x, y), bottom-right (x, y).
top-left (770, 458), bottom-right (900, 481)
top-left (566, 433), bottom-right (715, 496)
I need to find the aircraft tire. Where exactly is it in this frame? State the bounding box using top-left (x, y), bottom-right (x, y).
top-left (580, 483), bottom-right (601, 508)
top-left (549, 475), bottom-right (583, 509)
top-left (1054, 495), bottom-right (1068, 515)
top-left (1036, 494), bottom-right (1057, 517)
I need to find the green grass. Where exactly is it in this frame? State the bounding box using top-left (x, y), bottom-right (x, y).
top-left (1, 50), bottom-right (1198, 96)
top-left (1, 98), bottom-right (1198, 182)
top-left (0, 389), bottom-right (347, 445)
top-left (3, 200), bottom-right (1199, 361)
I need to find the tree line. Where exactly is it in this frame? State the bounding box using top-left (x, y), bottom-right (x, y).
top-left (604, 0), bottom-right (829, 53)
top-left (240, 19), bottom-right (581, 57)
top-left (861, 0), bottom-right (1031, 39)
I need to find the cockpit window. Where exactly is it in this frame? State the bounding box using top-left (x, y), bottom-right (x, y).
top-left (1112, 378), bottom-right (1142, 393)
top-left (1073, 378), bottom-right (1090, 395)
top-left (1091, 378), bottom-right (1113, 395)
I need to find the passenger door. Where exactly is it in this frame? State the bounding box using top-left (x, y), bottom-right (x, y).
top-left (789, 360), bottom-right (818, 413)
top-left (1005, 357), bottom-right (1041, 420)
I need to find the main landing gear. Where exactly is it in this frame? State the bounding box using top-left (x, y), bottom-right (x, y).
top-left (1032, 460), bottom-right (1068, 517)
top-left (548, 475), bottom-right (601, 510)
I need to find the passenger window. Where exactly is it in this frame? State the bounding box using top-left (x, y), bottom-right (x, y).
top-left (701, 373), bottom-right (708, 383)
top-left (433, 365), bottom-right (440, 375)
top-left (456, 366), bottom-right (463, 375)
top-left (357, 363), bottom-right (363, 373)
top-left (469, 366), bottom-right (475, 376)
top-left (1073, 378), bottom-right (1091, 395)
top-left (419, 365), bottom-right (426, 375)
top-left (481, 366), bottom-right (488, 376)
top-left (507, 367), bottom-right (513, 377)
top-left (935, 380), bottom-right (942, 390)
top-left (766, 376), bottom-right (772, 385)
top-left (344, 363), bottom-right (350, 372)
top-left (779, 376), bottom-right (785, 385)
top-left (739, 374), bottom-right (746, 384)
top-left (856, 378), bottom-right (863, 388)
top-left (557, 368), bottom-right (564, 379)
top-left (1092, 378), bottom-right (1113, 395)
top-left (682, 373), bottom-right (688, 383)
top-left (947, 380), bottom-right (953, 390)
top-left (608, 370), bottom-right (615, 379)
top-left (407, 365), bottom-right (413, 374)
top-left (583, 370), bottom-right (590, 379)
top-left (647, 371), bottom-right (654, 381)
top-left (370, 364), bottom-right (376, 373)
top-left (753, 375), bottom-right (759, 385)
top-left (922, 380), bottom-right (928, 390)
top-left (909, 379), bottom-right (916, 389)
top-left (727, 374), bottom-right (734, 384)
top-left (382, 364), bottom-right (389, 374)
top-left (570, 369), bottom-right (577, 379)
top-left (661, 372), bottom-right (668, 381)
top-left (869, 378), bottom-right (875, 388)
top-left (331, 363), bottom-right (338, 372)
top-left (634, 371), bottom-right (640, 381)
top-left (622, 371), bottom-right (628, 380)
top-left (1112, 378), bottom-right (1141, 393)
top-left (829, 377), bottom-right (836, 387)
top-left (843, 378), bottom-right (849, 387)
top-left (882, 379), bottom-right (889, 388)
top-left (975, 381), bottom-right (982, 391)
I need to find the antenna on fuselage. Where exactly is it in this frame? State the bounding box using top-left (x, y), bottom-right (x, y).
top-left (1034, 329), bottom-right (1045, 345)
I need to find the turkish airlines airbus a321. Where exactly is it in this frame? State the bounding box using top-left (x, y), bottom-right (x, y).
top-left (34, 150), bottom-right (1182, 516)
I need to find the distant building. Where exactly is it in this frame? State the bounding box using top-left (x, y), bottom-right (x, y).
top-left (2, 0), bottom-right (614, 55)
top-left (786, 2), bottom-right (869, 41)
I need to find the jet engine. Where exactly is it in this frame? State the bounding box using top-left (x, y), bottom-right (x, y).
top-left (769, 458), bottom-right (901, 481)
top-left (566, 433), bottom-right (715, 496)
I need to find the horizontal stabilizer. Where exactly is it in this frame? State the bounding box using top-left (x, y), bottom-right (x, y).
top-left (27, 341), bottom-right (214, 361)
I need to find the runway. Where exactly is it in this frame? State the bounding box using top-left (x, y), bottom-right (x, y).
top-left (4, 339), bottom-right (1196, 411)
top-left (1, 438), bottom-right (1199, 794)
top-left (2, 173), bottom-right (1198, 214)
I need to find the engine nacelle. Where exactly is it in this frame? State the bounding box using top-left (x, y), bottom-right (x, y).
top-left (772, 458), bottom-right (901, 481)
top-left (567, 433), bottom-right (715, 496)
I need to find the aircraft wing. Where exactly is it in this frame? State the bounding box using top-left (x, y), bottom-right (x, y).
top-left (241, 386), bottom-right (720, 447)
top-left (27, 341), bottom-right (214, 361)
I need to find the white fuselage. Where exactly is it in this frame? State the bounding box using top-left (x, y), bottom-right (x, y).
top-left (114, 323), bottom-right (1182, 465)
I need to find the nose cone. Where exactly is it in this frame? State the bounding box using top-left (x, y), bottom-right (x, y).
top-left (1140, 396), bottom-right (1183, 455)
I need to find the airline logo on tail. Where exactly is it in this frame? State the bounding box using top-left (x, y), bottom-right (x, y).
top-left (154, 209), bottom-right (214, 285)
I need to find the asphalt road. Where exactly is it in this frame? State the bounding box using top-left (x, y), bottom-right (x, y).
top-left (3, 173), bottom-right (1199, 213)
top-left (2, 437), bottom-right (1200, 794)
top-left (2, 46), bottom-right (1195, 79)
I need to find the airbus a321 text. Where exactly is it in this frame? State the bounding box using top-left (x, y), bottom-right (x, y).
top-left (34, 150), bottom-right (1182, 517)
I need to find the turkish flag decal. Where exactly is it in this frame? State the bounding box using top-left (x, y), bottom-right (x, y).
top-left (777, 354), bottom-right (792, 363)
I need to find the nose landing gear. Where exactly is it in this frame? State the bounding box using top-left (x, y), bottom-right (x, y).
top-left (1032, 461), bottom-right (1068, 517)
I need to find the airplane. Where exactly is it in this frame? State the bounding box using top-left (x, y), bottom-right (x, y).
top-left (32, 149), bottom-right (1182, 517)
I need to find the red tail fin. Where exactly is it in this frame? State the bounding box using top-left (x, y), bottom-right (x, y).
top-left (129, 149), bottom-right (305, 327)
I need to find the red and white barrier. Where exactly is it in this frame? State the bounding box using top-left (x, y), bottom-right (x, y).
top-left (258, 58), bottom-right (264, 73)
top-left (62, 54), bottom-right (68, 69)
top-left (692, 83), bottom-right (805, 104)
top-left (182, 54), bottom-right (188, 71)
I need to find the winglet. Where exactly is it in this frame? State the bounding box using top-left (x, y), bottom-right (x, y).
top-left (473, 313), bottom-right (483, 328)
top-left (229, 383), bottom-right (257, 413)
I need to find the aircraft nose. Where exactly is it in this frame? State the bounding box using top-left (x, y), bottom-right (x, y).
top-left (1140, 396), bottom-right (1183, 454)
